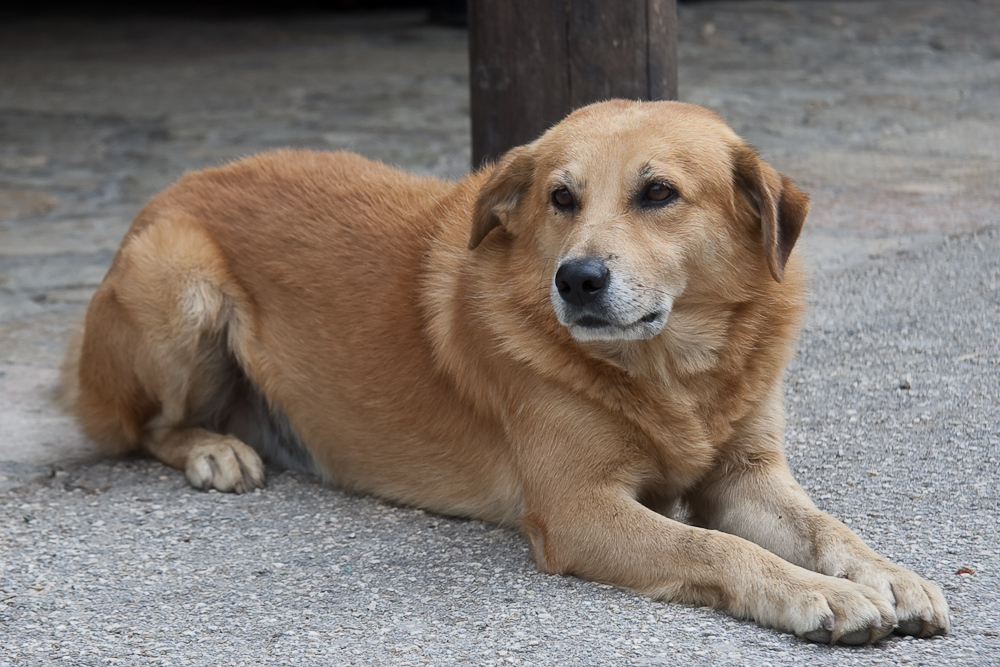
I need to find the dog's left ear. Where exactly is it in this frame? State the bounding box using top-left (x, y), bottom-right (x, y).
top-left (469, 147), bottom-right (535, 250)
top-left (732, 145), bottom-right (810, 282)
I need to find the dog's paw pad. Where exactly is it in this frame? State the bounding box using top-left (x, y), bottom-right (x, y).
top-left (185, 437), bottom-right (265, 493)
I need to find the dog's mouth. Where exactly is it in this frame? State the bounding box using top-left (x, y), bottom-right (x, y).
top-left (576, 311), bottom-right (660, 328)
top-left (566, 310), bottom-right (666, 342)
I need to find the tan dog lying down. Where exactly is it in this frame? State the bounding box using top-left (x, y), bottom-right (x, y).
top-left (63, 100), bottom-right (949, 644)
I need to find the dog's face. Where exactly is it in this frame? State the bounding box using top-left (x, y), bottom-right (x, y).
top-left (470, 100), bottom-right (809, 343)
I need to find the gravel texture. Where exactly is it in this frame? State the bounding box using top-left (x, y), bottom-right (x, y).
top-left (1, 2), bottom-right (999, 665)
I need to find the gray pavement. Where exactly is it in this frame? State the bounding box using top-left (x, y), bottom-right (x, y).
top-left (1, 2), bottom-right (998, 664)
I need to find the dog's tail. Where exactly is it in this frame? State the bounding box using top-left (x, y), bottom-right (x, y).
top-left (57, 320), bottom-right (85, 419)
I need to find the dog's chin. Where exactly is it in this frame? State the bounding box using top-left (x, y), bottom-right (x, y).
top-left (562, 311), bottom-right (668, 342)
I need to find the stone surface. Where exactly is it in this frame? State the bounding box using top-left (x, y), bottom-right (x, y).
top-left (1, 2), bottom-right (998, 664)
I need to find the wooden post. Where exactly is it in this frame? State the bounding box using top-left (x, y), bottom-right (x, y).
top-left (469, 0), bottom-right (678, 169)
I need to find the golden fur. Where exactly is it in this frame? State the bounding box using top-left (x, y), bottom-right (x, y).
top-left (63, 100), bottom-right (948, 643)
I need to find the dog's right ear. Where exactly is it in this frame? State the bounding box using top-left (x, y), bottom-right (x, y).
top-left (469, 147), bottom-right (535, 250)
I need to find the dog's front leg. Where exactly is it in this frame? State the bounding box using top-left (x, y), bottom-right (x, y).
top-left (510, 387), bottom-right (898, 644)
top-left (684, 403), bottom-right (950, 639)
top-left (519, 476), bottom-right (898, 644)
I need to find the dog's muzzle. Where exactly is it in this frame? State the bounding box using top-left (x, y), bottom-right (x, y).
top-left (551, 257), bottom-right (670, 342)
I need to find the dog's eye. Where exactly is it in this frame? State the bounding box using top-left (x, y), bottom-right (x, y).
top-left (551, 186), bottom-right (575, 210)
top-left (643, 182), bottom-right (677, 205)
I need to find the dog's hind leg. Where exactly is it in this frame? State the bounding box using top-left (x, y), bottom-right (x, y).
top-left (140, 323), bottom-right (266, 494)
top-left (67, 212), bottom-right (266, 493)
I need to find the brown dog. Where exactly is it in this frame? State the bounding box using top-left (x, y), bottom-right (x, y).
top-left (62, 100), bottom-right (949, 643)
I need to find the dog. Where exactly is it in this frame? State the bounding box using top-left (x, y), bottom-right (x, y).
top-left (62, 100), bottom-right (949, 644)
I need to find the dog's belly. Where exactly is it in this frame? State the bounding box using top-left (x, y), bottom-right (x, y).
top-left (261, 328), bottom-right (520, 522)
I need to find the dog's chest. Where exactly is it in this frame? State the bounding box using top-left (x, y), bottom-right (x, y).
top-left (613, 352), bottom-right (775, 494)
top-left (599, 381), bottom-right (719, 493)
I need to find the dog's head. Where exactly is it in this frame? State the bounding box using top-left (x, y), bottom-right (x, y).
top-left (469, 100), bottom-right (809, 343)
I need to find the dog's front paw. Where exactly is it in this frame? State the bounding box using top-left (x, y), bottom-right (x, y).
top-left (185, 436), bottom-right (265, 493)
top-left (839, 561), bottom-right (950, 638)
top-left (777, 572), bottom-right (897, 645)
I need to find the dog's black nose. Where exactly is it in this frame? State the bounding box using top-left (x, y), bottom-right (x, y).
top-left (555, 258), bottom-right (610, 306)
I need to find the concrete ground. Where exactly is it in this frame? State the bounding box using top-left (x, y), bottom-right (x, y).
top-left (1, 1), bottom-right (998, 664)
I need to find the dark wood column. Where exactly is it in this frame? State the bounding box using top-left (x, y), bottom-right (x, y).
top-left (469, 0), bottom-right (678, 169)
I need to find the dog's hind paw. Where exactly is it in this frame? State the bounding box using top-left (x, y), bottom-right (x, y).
top-left (185, 436), bottom-right (265, 493)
